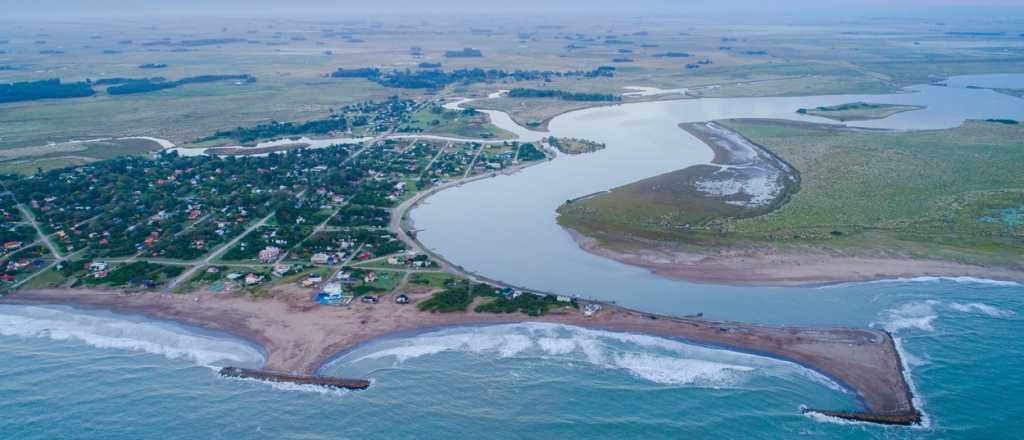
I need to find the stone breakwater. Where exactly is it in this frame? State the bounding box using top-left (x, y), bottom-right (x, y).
top-left (5, 288), bottom-right (920, 425)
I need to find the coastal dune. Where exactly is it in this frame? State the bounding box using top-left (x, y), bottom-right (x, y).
top-left (4, 287), bottom-right (919, 425)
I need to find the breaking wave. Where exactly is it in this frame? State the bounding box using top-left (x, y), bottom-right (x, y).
top-left (225, 376), bottom-right (353, 397)
top-left (0, 305), bottom-right (264, 368)
top-left (871, 297), bottom-right (1017, 429)
top-left (877, 299), bottom-right (1015, 334)
top-left (342, 323), bottom-right (841, 389)
top-left (820, 276), bottom-right (1020, 289)
top-left (947, 302), bottom-right (1016, 318)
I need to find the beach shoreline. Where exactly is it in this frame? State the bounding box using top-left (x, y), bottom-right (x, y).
top-left (565, 227), bottom-right (1024, 287)
top-left (1, 285), bottom-right (920, 424)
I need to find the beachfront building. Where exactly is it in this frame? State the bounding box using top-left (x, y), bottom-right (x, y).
top-left (315, 282), bottom-right (350, 305)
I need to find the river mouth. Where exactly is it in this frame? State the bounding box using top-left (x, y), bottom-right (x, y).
top-left (410, 75), bottom-right (1024, 324)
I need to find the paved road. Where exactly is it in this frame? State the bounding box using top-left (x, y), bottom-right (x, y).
top-left (15, 204), bottom-right (62, 260)
top-left (165, 211), bottom-right (274, 291)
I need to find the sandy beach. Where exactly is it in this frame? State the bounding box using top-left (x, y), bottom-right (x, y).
top-left (3, 284), bottom-right (919, 423)
top-left (566, 228), bottom-right (1024, 286)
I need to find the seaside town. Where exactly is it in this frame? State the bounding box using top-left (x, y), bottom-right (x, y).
top-left (0, 96), bottom-right (594, 318)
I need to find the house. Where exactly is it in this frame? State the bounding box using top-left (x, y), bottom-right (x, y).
top-left (3, 241), bottom-right (22, 251)
top-left (206, 266), bottom-right (220, 274)
top-left (360, 295), bottom-right (379, 304)
top-left (364, 271), bottom-right (377, 283)
top-left (244, 273), bottom-right (263, 285)
top-left (92, 270), bottom-right (108, 279)
top-left (300, 277), bottom-right (319, 288)
top-left (188, 209), bottom-right (202, 220)
top-left (394, 294), bottom-right (410, 304)
top-left (556, 295), bottom-right (572, 303)
top-left (226, 272), bottom-right (243, 281)
top-left (88, 261), bottom-right (108, 272)
top-left (258, 246), bottom-right (283, 263)
top-left (583, 303), bottom-right (602, 317)
top-left (272, 263), bottom-right (291, 276)
top-left (386, 256), bottom-right (400, 265)
top-left (0, 274), bottom-right (15, 282)
top-left (311, 253), bottom-right (330, 265)
top-left (320, 282), bottom-right (343, 295)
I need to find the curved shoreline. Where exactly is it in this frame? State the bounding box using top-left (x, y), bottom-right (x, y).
top-left (0, 287), bottom-right (920, 424)
top-left (554, 120), bottom-right (1023, 287)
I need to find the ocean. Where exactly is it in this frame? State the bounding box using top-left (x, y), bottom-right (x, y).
top-left (1, 277), bottom-right (1020, 439)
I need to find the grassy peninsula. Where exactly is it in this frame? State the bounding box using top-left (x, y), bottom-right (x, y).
top-left (559, 119), bottom-right (1024, 279)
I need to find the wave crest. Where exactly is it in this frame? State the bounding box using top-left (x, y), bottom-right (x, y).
top-left (0, 305), bottom-right (264, 368)
top-left (342, 323), bottom-right (839, 389)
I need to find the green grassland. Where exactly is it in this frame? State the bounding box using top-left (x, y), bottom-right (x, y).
top-left (560, 119), bottom-right (1024, 267)
top-left (0, 157), bottom-right (91, 175)
top-left (0, 137), bottom-right (161, 174)
top-left (3, 15), bottom-right (1024, 165)
top-left (401, 106), bottom-right (514, 139)
top-left (797, 102), bottom-right (925, 122)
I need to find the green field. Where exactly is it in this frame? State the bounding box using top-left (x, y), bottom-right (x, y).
top-left (797, 102), bottom-right (925, 122)
top-left (401, 106), bottom-right (514, 139)
top-left (560, 119), bottom-right (1024, 267)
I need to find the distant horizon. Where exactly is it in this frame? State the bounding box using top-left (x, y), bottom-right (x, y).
top-left (4, 0), bottom-right (1024, 21)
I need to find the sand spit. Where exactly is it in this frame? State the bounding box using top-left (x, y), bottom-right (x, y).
top-left (5, 287), bottom-right (919, 424)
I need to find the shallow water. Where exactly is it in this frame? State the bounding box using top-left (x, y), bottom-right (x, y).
top-left (2, 74), bottom-right (1023, 438)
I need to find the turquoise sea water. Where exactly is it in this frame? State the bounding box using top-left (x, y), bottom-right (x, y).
top-left (0, 278), bottom-right (1021, 439)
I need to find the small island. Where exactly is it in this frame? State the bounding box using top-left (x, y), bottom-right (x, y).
top-left (797, 102), bottom-right (925, 122)
top-left (547, 136), bottom-right (606, 155)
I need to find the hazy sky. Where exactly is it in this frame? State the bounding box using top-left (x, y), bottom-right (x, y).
top-left (5, 0), bottom-right (1024, 18)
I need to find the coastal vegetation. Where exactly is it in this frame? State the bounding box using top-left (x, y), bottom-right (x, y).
top-left (796, 102), bottom-right (925, 122)
top-left (417, 279), bottom-right (572, 316)
top-left (547, 137), bottom-right (606, 155)
top-left (0, 79), bottom-right (95, 103)
top-left (507, 88), bottom-right (621, 102)
top-left (106, 74), bottom-right (255, 95)
top-left (559, 119), bottom-right (1024, 268)
top-left (331, 67), bottom-right (615, 90)
top-left (443, 47), bottom-right (483, 58)
top-left (398, 104), bottom-right (513, 139)
top-left (474, 292), bottom-right (574, 316)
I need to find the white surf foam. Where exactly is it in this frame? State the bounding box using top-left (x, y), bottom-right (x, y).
top-left (877, 299), bottom-right (1016, 334)
top-left (878, 301), bottom-right (939, 333)
top-left (611, 353), bottom-right (753, 386)
top-left (226, 376), bottom-right (352, 397)
top-left (0, 305), bottom-right (264, 368)
top-left (343, 323), bottom-right (835, 389)
top-left (892, 337), bottom-right (931, 429)
top-left (947, 302), bottom-right (1015, 318)
top-left (801, 407), bottom-right (872, 426)
top-left (820, 276), bottom-right (1020, 289)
